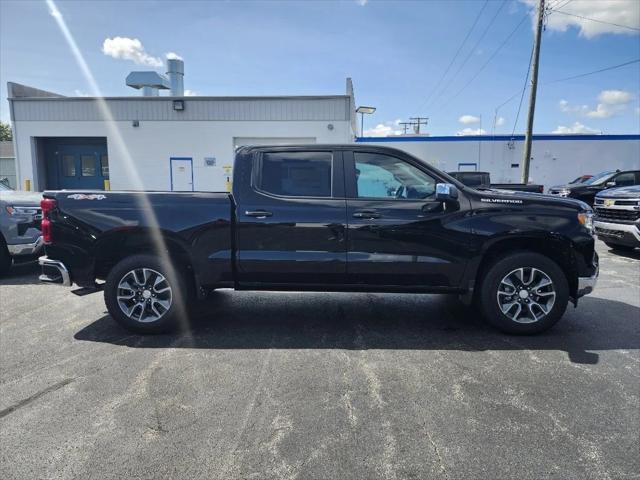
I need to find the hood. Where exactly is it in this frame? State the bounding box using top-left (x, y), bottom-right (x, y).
top-left (0, 190), bottom-right (43, 206)
top-left (474, 188), bottom-right (591, 211)
top-left (549, 184), bottom-right (574, 191)
top-left (597, 185), bottom-right (640, 199)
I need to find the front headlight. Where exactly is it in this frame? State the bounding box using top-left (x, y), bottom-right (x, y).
top-left (5, 206), bottom-right (40, 217)
top-left (578, 212), bottom-right (594, 235)
top-left (558, 189), bottom-right (571, 197)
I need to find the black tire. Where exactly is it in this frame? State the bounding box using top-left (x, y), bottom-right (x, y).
top-left (604, 242), bottom-right (636, 252)
top-left (104, 254), bottom-right (188, 334)
top-left (478, 252), bottom-right (569, 335)
top-left (0, 237), bottom-right (12, 277)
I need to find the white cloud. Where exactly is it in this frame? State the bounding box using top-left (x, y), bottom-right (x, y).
top-left (102, 37), bottom-right (163, 67)
top-left (458, 114), bottom-right (480, 125)
top-left (356, 0), bottom-right (368, 5)
top-left (560, 90), bottom-right (634, 119)
top-left (184, 89), bottom-right (198, 97)
top-left (559, 99), bottom-right (588, 114)
top-left (364, 120), bottom-right (403, 137)
top-left (166, 52), bottom-right (183, 61)
top-left (520, 0), bottom-right (640, 38)
top-left (598, 89), bottom-right (633, 105)
top-left (495, 116), bottom-right (505, 126)
top-left (456, 128), bottom-right (486, 136)
top-left (74, 89), bottom-right (90, 97)
top-left (552, 122), bottom-right (600, 134)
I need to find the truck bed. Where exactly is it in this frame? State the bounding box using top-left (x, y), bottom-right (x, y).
top-left (42, 190), bottom-right (234, 289)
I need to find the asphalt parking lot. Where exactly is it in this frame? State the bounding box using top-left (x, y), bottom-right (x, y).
top-left (0, 240), bottom-right (638, 480)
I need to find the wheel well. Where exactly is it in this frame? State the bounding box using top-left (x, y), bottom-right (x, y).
top-left (93, 231), bottom-right (196, 292)
top-left (474, 237), bottom-right (578, 297)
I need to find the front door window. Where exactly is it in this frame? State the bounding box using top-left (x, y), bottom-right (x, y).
top-left (354, 152), bottom-right (436, 200)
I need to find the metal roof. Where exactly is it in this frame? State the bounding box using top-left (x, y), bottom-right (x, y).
top-left (9, 96), bottom-right (353, 122)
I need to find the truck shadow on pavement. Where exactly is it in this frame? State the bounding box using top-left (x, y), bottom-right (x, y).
top-left (74, 291), bottom-right (640, 365)
top-left (0, 262), bottom-right (41, 286)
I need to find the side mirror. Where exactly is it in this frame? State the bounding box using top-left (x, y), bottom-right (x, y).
top-left (605, 181), bottom-right (616, 188)
top-left (436, 183), bottom-right (458, 202)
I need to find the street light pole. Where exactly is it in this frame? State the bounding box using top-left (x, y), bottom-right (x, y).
top-left (356, 106), bottom-right (376, 137)
top-left (521, 0), bottom-right (545, 184)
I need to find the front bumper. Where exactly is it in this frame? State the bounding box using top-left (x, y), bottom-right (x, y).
top-left (594, 220), bottom-right (640, 247)
top-left (6, 236), bottom-right (44, 256)
top-left (577, 257), bottom-right (598, 298)
top-left (38, 256), bottom-right (72, 286)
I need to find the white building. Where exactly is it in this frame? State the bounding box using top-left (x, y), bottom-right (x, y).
top-left (7, 60), bottom-right (639, 192)
top-left (358, 134), bottom-right (640, 189)
top-left (8, 77), bottom-right (358, 192)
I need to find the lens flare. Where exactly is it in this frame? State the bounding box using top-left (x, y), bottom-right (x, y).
top-left (46, 0), bottom-right (192, 334)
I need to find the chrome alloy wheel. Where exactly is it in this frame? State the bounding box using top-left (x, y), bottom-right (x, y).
top-left (117, 268), bottom-right (173, 323)
top-left (496, 267), bottom-right (556, 324)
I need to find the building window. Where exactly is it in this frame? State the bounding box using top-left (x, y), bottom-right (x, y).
top-left (259, 151), bottom-right (332, 197)
top-left (62, 155), bottom-right (75, 177)
top-left (81, 155), bottom-right (97, 176)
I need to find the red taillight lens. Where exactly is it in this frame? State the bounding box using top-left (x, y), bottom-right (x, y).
top-left (40, 198), bottom-right (57, 244)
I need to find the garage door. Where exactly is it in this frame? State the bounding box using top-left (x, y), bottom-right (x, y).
top-left (233, 137), bottom-right (316, 149)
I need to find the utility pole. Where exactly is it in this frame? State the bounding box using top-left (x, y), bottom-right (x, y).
top-left (521, 0), bottom-right (545, 184)
top-left (409, 117), bottom-right (429, 134)
top-left (399, 122), bottom-right (412, 134)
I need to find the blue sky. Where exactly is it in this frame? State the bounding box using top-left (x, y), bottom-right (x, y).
top-left (1, 0), bottom-right (639, 136)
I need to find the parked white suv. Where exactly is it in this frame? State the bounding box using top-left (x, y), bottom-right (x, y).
top-left (594, 185), bottom-right (640, 252)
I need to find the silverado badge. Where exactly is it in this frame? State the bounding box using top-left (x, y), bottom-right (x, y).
top-left (604, 199), bottom-right (615, 207)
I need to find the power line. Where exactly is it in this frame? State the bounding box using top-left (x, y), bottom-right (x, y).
top-left (550, 9), bottom-right (640, 32)
top-left (546, 58), bottom-right (640, 83)
top-left (426, 0), bottom-right (509, 111)
top-left (491, 57), bottom-right (640, 133)
top-left (416, 0), bottom-right (490, 114)
top-left (510, 45), bottom-right (535, 138)
top-left (434, 12), bottom-right (529, 112)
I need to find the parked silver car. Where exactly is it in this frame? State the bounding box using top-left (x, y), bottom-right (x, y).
top-left (0, 183), bottom-right (43, 275)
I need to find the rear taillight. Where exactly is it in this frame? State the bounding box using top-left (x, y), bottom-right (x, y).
top-left (538, 185), bottom-right (544, 194)
top-left (40, 198), bottom-right (57, 244)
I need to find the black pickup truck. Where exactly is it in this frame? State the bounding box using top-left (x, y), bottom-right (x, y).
top-left (39, 145), bottom-right (598, 335)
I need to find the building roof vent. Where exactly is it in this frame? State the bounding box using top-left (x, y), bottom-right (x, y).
top-left (125, 71), bottom-right (171, 96)
top-left (166, 58), bottom-right (184, 97)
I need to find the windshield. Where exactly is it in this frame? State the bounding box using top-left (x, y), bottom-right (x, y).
top-left (0, 182), bottom-right (13, 191)
top-left (583, 171), bottom-right (615, 185)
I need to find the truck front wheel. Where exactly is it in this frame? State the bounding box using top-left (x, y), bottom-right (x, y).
top-left (478, 252), bottom-right (569, 334)
top-left (104, 254), bottom-right (187, 334)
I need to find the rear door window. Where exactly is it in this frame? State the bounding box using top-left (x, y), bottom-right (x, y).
top-left (258, 151), bottom-right (332, 197)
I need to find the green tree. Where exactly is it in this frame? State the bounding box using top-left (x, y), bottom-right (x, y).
top-left (0, 121), bottom-right (12, 141)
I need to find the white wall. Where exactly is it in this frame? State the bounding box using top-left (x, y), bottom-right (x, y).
top-left (13, 119), bottom-right (352, 191)
top-left (359, 137), bottom-right (640, 188)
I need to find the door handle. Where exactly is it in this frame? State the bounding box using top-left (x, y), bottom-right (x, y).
top-left (245, 210), bottom-right (273, 218)
top-left (353, 210), bottom-right (381, 219)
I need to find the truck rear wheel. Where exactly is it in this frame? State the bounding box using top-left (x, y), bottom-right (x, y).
top-left (104, 254), bottom-right (187, 334)
top-left (478, 252), bottom-right (569, 334)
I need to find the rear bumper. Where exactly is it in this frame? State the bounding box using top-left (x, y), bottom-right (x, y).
top-left (38, 256), bottom-right (71, 286)
top-left (7, 236), bottom-right (44, 256)
top-left (594, 220), bottom-right (640, 247)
